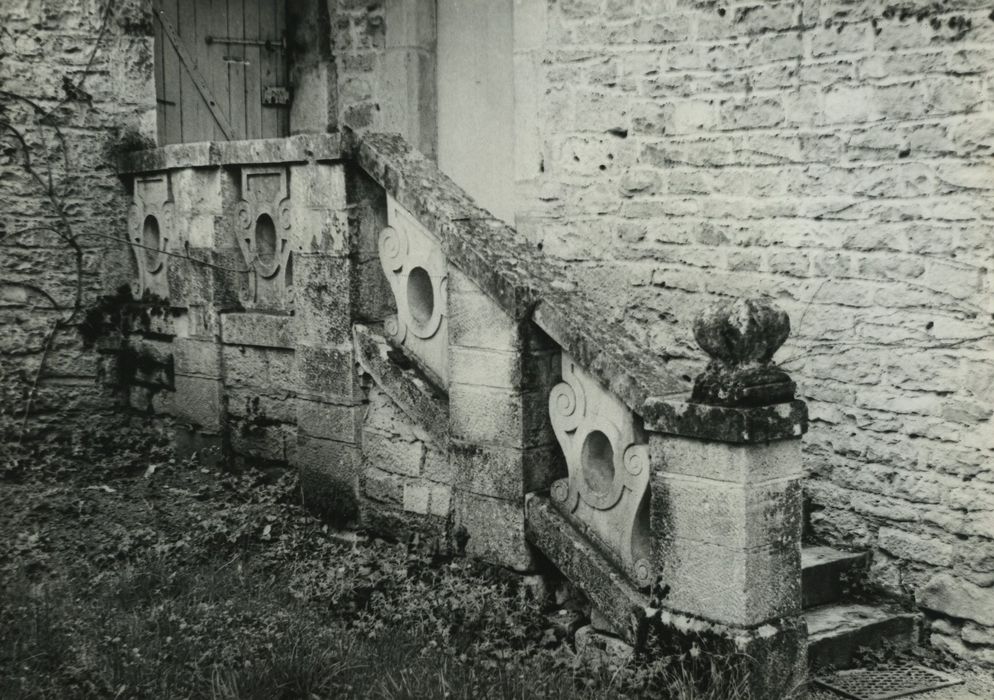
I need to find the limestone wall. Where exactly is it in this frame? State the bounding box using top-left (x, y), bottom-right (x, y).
top-left (0, 0), bottom-right (156, 437)
top-left (522, 0), bottom-right (994, 663)
top-left (336, 0), bottom-right (994, 663)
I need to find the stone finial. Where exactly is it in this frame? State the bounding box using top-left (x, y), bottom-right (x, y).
top-left (690, 297), bottom-right (795, 407)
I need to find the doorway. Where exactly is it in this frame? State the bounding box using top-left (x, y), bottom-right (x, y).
top-left (153, 0), bottom-right (289, 144)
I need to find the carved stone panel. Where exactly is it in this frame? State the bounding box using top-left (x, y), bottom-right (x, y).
top-left (378, 195), bottom-right (448, 386)
top-left (549, 353), bottom-right (651, 587)
top-left (235, 166), bottom-right (294, 310)
top-left (128, 174), bottom-right (175, 300)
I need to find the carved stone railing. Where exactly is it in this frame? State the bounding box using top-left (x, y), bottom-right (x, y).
top-left (348, 130), bottom-right (809, 698)
top-left (115, 135), bottom-right (354, 483)
top-left (115, 129), bottom-right (809, 697)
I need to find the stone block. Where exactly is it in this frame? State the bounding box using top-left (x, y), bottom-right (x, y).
top-left (293, 253), bottom-right (354, 346)
top-left (185, 305), bottom-right (221, 340)
top-left (649, 434), bottom-right (803, 483)
top-left (448, 268), bottom-right (522, 351)
top-left (453, 489), bottom-right (538, 571)
top-left (289, 162), bottom-right (347, 212)
top-left (363, 466), bottom-right (404, 506)
top-left (356, 255), bottom-right (395, 322)
top-left (422, 445), bottom-right (456, 483)
top-left (364, 430), bottom-right (424, 477)
top-left (920, 573), bottom-right (994, 627)
top-left (296, 436), bottom-right (361, 527)
top-left (655, 539), bottom-right (801, 627)
top-left (296, 398), bottom-right (361, 443)
top-left (227, 389), bottom-right (296, 423)
top-left (403, 482), bottom-right (431, 514)
top-left (448, 345), bottom-right (559, 392)
top-left (294, 344), bottom-right (357, 400)
top-left (172, 338), bottom-right (222, 378)
top-left (230, 423), bottom-right (296, 463)
top-left (449, 383), bottom-right (553, 448)
top-left (221, 311), bottom-right (295, 349)
top-left (171, 167), bottom-right (223, 218)
top-left (651, 472), bottom-right (802, 550)
top-left (166, 246), bottom-right (241, 308)
top-left (451, 440), bottom-right (562, 500)
top-left (449, 346), bottom-right (523, 389)
top-left (172, 375), bottom-right (224, 431)
top-left (428, 482), bottom-right (451, 517)
top-left (222, 345), bottom-right (295, 393)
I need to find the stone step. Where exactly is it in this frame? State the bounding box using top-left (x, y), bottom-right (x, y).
top-left (805, 602), bottom-right (921, 670)
top-left (802, 545), bottom-right (869, 609)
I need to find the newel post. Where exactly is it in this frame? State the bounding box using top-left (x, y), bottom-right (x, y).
top-left (644, 297), bottom-right (808, 698)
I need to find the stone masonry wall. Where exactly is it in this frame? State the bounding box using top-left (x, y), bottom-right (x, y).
top-left (337, 0), bottom-right (994, 663)
top-left (0, 0), bottom-right (156, 438)
top-left (521, 0), bottom-right (994, 664)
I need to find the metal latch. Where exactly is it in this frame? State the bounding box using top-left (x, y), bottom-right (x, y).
top-left (262, 86), bottom-right (290, 106)
top-left (205, 35), bottom-right (285, 51)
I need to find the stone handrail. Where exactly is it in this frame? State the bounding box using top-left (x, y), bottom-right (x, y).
top-left (347, 132), bottom-right (688, 418)
top-left (347, 130), bottom-right (807, 443)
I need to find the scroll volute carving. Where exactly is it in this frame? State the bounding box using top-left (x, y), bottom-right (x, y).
top-left (549, 355), bottom-right (652, 588)
top-left (235, 167), bottom-right (294, 309)
top-left (128, 174), bottom-right (174, 300)
top-left (378, 195), bottom-right (448, 386)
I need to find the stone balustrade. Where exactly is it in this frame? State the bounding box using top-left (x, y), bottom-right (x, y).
top-left (114, 129), bottom-right (809, 698)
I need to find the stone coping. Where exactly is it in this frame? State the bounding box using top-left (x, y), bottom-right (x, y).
top-left (353, 323), bottom-right (449, 444)
top-left (347, 129), bottom-right (690, 424)
top-left (118, 133), bottom-right (343, 174)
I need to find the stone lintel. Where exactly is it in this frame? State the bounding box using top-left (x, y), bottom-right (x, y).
top-left (119, 134), bottom-right (343, 174)
top-left (220, 311), bottom-right (295, 349)
top-left (642, 398), bottom-right (807, 444)
top-left (353, 323), bottom-right (449, 443)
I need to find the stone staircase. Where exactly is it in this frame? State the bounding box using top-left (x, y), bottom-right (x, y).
top-left (803, 545), bottom-right (921, 669)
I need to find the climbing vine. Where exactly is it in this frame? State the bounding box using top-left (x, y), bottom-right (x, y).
top-left (0, 1), bottom-right (247, 438)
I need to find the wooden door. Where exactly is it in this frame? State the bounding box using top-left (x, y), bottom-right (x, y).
top-left (153, 0), bottom-right (289, 144)
top-left (436, 0), bottom-right (515, 225)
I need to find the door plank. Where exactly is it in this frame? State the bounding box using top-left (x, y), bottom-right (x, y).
top-left (154, 9), bottom-right (167, 144)
top-left (207, 0), bottom-right (229, 141)
top-left (188, 0), bottom-right (216, 141)
top-left (175, 0), bottom-right (204, 142)
top-left (157, 0), bottom-right (184, 144)
top-left (274, 0), bottom-right (288, 137)
top-left (226, 0), bottom-right (248, 140)
top-left (259, 0), bottom-right (278, 138)
top-left (243, 0), bottom-right (263, 139)
top-left (154, 5), bottom-right (238, 140)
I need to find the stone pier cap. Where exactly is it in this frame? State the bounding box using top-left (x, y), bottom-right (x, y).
top-left (646, 297), bottom-right (808, 444)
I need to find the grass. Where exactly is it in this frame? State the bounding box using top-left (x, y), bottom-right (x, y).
top-left (1, 420), bottom-right (756, 699)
